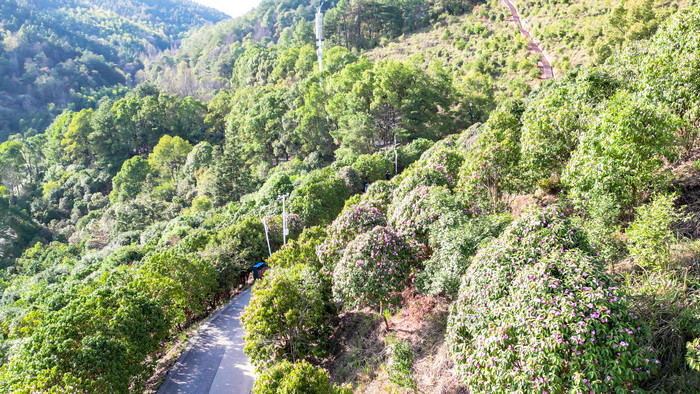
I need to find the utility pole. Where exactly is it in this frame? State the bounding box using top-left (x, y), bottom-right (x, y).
top-left (394, 134), bottom-right (399, 175)
top-left (278, 194), bottom-right (290, 246)
top-left (315, 1), bottom-right (325, 86)
top-left (259, 206), bottom-right (272, 257)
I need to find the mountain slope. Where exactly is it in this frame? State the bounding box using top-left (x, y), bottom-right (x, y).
top-left (0, 0), bottom-right (228, 142)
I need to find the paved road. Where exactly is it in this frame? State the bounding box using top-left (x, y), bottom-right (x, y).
top-left (502, 0), bottom-right (554, 79)
top-left (158, 289), bottom-right (255, 394)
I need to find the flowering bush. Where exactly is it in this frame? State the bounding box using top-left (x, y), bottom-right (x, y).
top-left (318, 200), bottom-right (388, 270)
top-left (253, 360), bottom-right (352, 394)
top-left (417, 211), bottom-right (511, 298)
top-left (333, 226), bottom-right (416, 310)
top-left (393, 147), bottom-right (463, 202)
top-left (447, 207), bottom-right (659, 392)
top-left (687, 338), bottom-right (700, 371)
top-left (388, 185), bottom-right (456, 243)
top-left (242, 264), bottom-right (336, 369)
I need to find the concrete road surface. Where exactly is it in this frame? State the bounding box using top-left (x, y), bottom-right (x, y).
top-left (158, 288), bottom-right (255, 394)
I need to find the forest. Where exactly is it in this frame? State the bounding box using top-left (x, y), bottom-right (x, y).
top-left (1, 0), bottom-right (700, 392)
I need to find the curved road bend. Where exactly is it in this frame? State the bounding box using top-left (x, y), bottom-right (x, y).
top-left (501, 0), bottom-right (554, 79)
top-left (158, 288), bottom-right (255, 394)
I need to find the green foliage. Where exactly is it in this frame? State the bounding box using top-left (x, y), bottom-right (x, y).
top-left (253, 360), bottom-right (352, 394)
top-left (687, 338), bottom-right (700, 372)
top-left (110, 157), bottom-right (153, 202)
top-left (0, 0), bottom-right (224, 142)
top-left (289, 167), bottom-right (351, 226)
top-left (626, 194), bottom-right (683, 271)
top-left (520, 69), bottom-right (619, 183)
top-left (563, 91), bottom-right (680, 212)
top-left (417, 211), bottom-right (511, 298)
top-left (242, 264), bottom-right (336, 369)
top-left (447, 207), bottom-right (658, 392)
top-left (333, 226), bottom-right (416, 310)
top-left (148, 135), bottom-right (193, 180)
top-left (458, 102), bottom-right (522, 211)
top-left (268, 227), bottom-right (327, 271)
top-left (0, 280), bottom-right (169, 393)
top-left (134, 247), bottom-right (217, 327)
top-left (387, 340), bottom-right (416, 390)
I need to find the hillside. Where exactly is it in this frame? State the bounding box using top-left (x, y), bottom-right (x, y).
top-left (0, 0), bottom-right (228, 142)
top-left (0, 0), bottom-right (699, 393)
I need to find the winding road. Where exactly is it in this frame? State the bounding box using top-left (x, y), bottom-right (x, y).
top-left (158, 289), bottom-right (255, 394)
top-left (501, 0), bottom-right (554, 79)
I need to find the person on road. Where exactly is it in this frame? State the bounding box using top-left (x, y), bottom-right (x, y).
top-left (385, 170), bottom-right (391, 181)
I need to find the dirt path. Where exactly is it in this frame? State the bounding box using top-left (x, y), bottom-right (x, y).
top-left (157, 288), bottom-right (255, 394)
top-left (501, 0), bottom-right (554, 79)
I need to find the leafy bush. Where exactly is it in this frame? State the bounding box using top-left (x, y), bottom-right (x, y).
top-left (563, 91), bottom-right (680, 212)
top-left (333, 226), bottom-right (416, 310)
top-left (388, 339), bottom-right (416, 390)
top-left (318, 199), bottom-right (388, 270)
top-left (134, 247), bottom-right (217, 326)
top-left (417, 211), bottom-right (511, 298)
top-left (289, 167), bottom-right (351, 226)
top-left (0, 282), bottom-right (169, 393)
top-left (268, 227), bottom-right (327, 271)
top-left (389, 185), bottom-right (456, 243)
top-left (242, 264), bottom-right (336, 369)
top-left (253, 360), bottom-right (351, 394)
top-left (687, 338), bottom-right (700, 371)
top-left (626, 193), bottom-right (683, 270)
top-left (457, 103), bottom-right (522, 212)
top-left (351, 153), bottom-right (393, 184)
top-left (397, 138), bottom-right (434, 171)
top-left (393, 146), bottom-right (463, 201)
top-left (520, 69), bottom-right (619, 183)
top-left (447, 207), bottom-right (658, 392)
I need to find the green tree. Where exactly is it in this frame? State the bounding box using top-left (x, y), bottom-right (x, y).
top-left (242, 264), bottom-right (336, 369)
top-left (148, 135), bottom-right (193, 180)
top-left (110, 156), bottom-right (154, 202)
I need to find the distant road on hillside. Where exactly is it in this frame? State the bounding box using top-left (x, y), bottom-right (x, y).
top-left (501, 0), bottom-right (555, 80)
top-left (158, 289), bottom-right (255, 394)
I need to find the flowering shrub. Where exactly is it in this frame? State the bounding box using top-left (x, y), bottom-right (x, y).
top-left (242, 264), bottom-right (336, 369)
top-left (687, 338), bottom-right (700, 371)
top-left (388, 185), bottom-right (455, 243)
top-left (417, 211), bottom-right (511, 298)
top-left (318, 200), bottom-right (388, 270)
top-left (333, 226), bottom-right (416, 310)
top-left (396, 138), bottom-right (434, 171)
top-left (447, 207), bottom-right (659, 392)
top-left (253, 360), bottom-right (352, 394)
top-left (393, 147), bottom-right (463, 202)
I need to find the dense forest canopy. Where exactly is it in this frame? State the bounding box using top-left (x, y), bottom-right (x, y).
top-left (0, 0), bottom-right (227, 142)
top-left (1, 0), bottom-right (700, 392)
